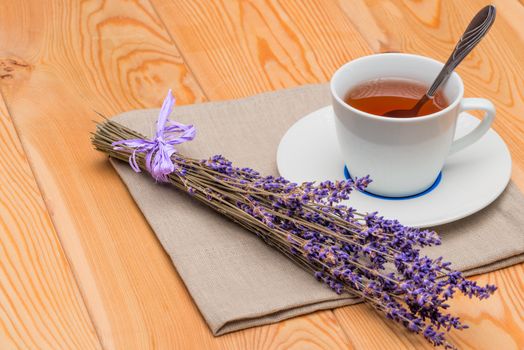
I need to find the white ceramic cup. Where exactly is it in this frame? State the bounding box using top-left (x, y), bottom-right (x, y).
top-left (331, 53), bottom-right (495, 197)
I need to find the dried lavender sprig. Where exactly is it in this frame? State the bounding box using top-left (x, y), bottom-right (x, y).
top-left (92, 118), bottom-right (496, 349)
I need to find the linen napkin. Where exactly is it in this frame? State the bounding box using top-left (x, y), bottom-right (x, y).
top-left (109, 84), bottom-right (524, 335)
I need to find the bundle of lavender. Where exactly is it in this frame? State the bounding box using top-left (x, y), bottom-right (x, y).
top-left (91, 91), bottom-right (495, 348)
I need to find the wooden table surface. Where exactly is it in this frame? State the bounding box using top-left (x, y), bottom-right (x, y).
top-left (0, 0), bottom-right (522, 349)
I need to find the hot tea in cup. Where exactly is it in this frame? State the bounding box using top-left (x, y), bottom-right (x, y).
top-left (330, 53), bottom-right (495, 197)
top-left (344, 78), bottom-right (449, 118)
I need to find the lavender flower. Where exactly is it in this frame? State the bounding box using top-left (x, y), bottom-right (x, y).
top-left (92, 93), bottom-right (496, 349)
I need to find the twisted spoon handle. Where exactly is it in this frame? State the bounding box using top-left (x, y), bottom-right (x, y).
top-left (426, 5), bottom-right (496, 98)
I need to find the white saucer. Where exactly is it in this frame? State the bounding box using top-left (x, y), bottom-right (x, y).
top-left (277, 106), bottom-right (511, 228)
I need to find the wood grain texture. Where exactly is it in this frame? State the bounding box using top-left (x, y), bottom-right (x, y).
top-left (152, 0), bottom-right (524, 349)
top-left (151, 0), bottom-right (372, 99)
top-left (0, 0), bottom-right (352, 349)
top-left (0, 91), bottom-right (101, 348)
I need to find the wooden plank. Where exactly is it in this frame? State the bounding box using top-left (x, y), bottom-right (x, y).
top-left (151, 0), bottom-right (372, 99)
top-left (152, 0), bottom-right (524, 349)
top-left (0, 91), bottom-right (101, 348)
top-left (0, 0), bottom-right (351, 349)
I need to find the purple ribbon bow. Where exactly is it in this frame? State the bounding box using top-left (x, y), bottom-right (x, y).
top-left (112, 90), bottom-right (196, 182)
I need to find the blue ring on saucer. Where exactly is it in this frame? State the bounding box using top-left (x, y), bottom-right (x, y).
top-left (343, 166), bottom-right (442, 201)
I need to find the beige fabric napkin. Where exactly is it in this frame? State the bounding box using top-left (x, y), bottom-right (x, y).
top-left (110, 84), bottom-right (524, 336)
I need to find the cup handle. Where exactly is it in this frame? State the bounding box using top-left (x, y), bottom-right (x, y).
top-left (450, 98), bottom-right (495, 155)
